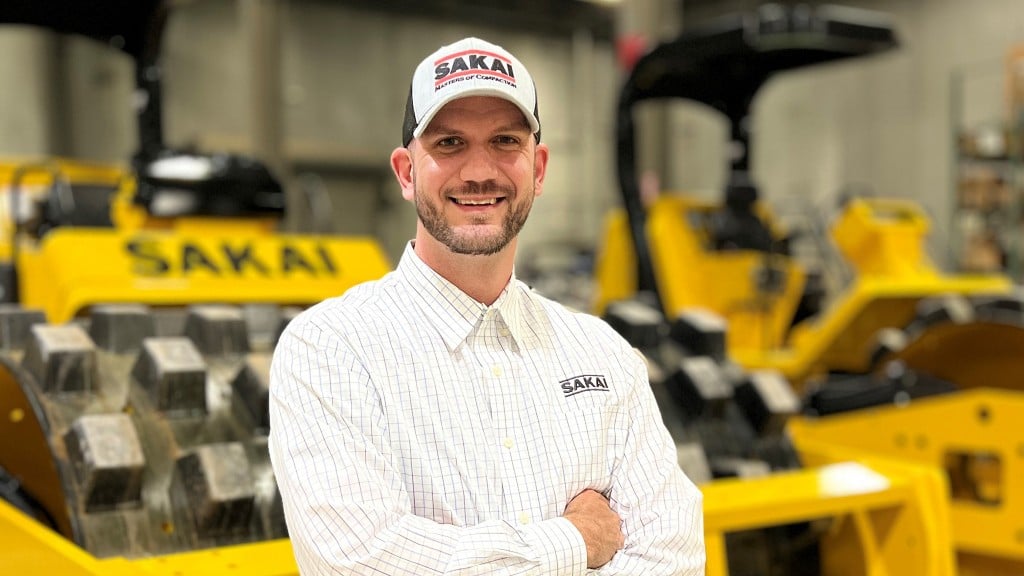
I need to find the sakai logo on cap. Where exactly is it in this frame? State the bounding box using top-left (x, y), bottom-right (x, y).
top-left (433, 49), bottom-right (518, 90)
top-left (402, 37), bottom-right (541, 146)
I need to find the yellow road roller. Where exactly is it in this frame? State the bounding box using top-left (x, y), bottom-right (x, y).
top-left (0, 2), bottom-right (388, 574)
top-left (595, 4), bottom-right (1024, 576)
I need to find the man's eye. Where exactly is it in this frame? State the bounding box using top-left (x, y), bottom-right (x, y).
top-left (436, 137), bottom-right (462, 148)
top-left (494, 135), bottom-right (521, 147)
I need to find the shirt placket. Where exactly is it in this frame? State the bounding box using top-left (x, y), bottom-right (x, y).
top-left (476, 309), bottom-right (536, 528)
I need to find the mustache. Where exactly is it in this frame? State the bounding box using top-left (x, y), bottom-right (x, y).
top-left (444, 181), bottom-right (515, 196)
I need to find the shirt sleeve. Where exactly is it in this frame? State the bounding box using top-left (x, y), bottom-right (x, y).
top-left (593, 349), bottom-right (706, 575)
top-left (267, 317), bottom-right (589, 576)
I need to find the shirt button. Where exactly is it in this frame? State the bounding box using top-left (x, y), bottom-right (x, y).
top-left (499, 327), bottom-right (510, 337)
top-left (518, 512), bottom-right (531, 525)
top-left (503, 437), bottom-right (513, 449)
top-left (491, 365), bottom-right (502, 377)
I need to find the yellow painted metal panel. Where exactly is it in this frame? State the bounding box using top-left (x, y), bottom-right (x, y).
top-left (16, 228), bottom-right (391, 323)
top-left (0, 498), bottom-right (299, 576)
top-left (129, 539), bottom-right (299, 576)
top-left (0, 499), bottom-right (138, 576)
top-left (592, 209), bottom-right (636, 315)
top-left (703, 457), bottom-right (956, 576)
top-left (790, 390), bottom-right (1024, 563)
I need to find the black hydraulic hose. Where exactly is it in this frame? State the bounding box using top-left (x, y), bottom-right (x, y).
top-left (133, 1), bottom-right (170, 166)
top-left (615, 85), bottom-right (661, 308)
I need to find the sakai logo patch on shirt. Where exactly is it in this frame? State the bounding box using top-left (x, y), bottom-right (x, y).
top-left (560, 374), bottom-right (610, 397)
top-left (433, 49), bottom-right (517, 91)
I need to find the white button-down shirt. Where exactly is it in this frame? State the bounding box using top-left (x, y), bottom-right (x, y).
top-left (269, 243), bottom-right (705, 575)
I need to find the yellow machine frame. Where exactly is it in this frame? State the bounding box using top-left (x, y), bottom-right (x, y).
top-left (790, 389), bottom-right (1024, 576)
top-left (2, 160), bottom-right (390, 323)
top-left (595, 196), bottom-right (1014, 386)
top-left (0, 496), bottom-right (299, 576)
top-left (704, 453), bottom-right (955, 576)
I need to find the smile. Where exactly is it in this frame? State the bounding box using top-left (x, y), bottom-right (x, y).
top-left (450, 197), bottom-right (505, 206)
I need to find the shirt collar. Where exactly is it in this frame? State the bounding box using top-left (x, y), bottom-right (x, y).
top-left (397, 242), bottom-right (526, 351)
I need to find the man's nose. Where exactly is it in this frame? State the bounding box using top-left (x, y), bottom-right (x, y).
top-left (459, 145), bottom-right (499, 183)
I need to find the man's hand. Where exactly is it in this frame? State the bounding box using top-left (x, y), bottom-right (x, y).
top-left (563, 489), bottom-right (624, 569)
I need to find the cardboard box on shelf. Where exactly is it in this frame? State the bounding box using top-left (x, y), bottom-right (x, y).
top-left (957, 165), bottom-right (1011, 212)
top-left (960, 232), bottom-right (1005, 273)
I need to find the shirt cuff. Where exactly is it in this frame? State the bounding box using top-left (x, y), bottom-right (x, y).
top-left (520, 517), bottom-right (588, 575)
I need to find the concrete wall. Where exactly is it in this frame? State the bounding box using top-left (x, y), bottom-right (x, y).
top-left (163, 1), bottom-right (609, 261)
top-left (0, 29), bottom-right (60, 157)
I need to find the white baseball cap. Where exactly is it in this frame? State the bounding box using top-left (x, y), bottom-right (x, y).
top-left (402, 37), bottom-right (541, 146)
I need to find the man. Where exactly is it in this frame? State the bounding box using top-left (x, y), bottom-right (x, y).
top-left (269, 36), bottom-right (705, 574)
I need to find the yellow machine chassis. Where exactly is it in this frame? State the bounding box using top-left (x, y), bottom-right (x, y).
top-left (790, 389), bottom-right (1024, 576)
top-left (17, 224), bottom-right (390, 323)
top-left (0, 498), bottom-right (299, 576)
top-left (705, 454), bottom-right (955, 576)
top-left (740, 274), bottom-right (1011, 386)
top-left (2, 160), bottom-right (391, 323)
top-left (595, 196), bottom-right (1015, 386)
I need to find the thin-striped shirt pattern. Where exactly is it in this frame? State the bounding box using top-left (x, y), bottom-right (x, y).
top-left (268, 243), bottom-right (705, 575)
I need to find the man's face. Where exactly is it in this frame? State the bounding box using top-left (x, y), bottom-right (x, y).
top-left (402, 96), bottom-right (547, 256)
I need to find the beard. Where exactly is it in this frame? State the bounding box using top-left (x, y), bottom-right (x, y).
top-left (414, 179), bottom-right (533, 256)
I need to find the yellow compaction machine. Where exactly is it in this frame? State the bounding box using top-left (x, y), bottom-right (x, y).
top-left (596, 4), bottom-right (1024, 576)
top-left (0, 2), bottom-right (389, 574)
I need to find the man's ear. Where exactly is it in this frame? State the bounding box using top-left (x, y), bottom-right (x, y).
top-left (390, 146), bottom-right (415, 202)
top-left (533, 142), bottom-right (549, 198)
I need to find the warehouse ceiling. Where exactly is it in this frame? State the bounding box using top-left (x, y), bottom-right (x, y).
top-left (330, 0), bottom-right (617, 41)
top-left (0, 0), bottom-right (163, 60)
